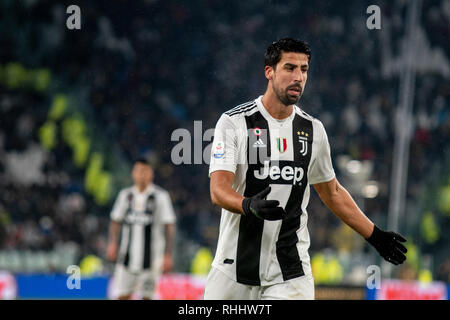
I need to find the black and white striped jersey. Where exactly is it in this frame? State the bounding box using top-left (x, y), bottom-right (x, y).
top-left (110, 184), bottom-right (176, 273)
top-left (209, 95), bottom-right (335, 286)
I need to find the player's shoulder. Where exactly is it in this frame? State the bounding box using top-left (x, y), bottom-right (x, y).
top-left (115, 186), bottom-right (134, 200)
top-left (294, 105), bottom-right (328, 137)
top-left (223, 99), bottom-right (258, 119)
top-left (152, 184), bottom-right (170, 197)
top-left (117, 186), bottom-right (133, 194)
top-left (294, 105), bottom-right (318, 122)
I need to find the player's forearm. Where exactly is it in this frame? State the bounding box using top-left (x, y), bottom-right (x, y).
top-left (210, 182), bottom-right (245, 214)
top-left (108, 220), bottom-right (121, 243)
top-left (319, 182), bottom-right (374, 238)
top-left (164, 224), bottom-right (176, 255)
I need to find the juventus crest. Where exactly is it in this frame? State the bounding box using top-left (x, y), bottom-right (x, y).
top-left (297, 131), bottom-right (309, 156)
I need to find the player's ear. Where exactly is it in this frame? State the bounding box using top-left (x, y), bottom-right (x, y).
top-left (264, 66), bottom-right (274, 80)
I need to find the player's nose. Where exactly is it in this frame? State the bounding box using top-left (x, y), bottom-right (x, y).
top-left (293, 69), bottom-right (304, 82)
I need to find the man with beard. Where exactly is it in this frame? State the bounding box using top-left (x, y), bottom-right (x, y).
top-left (204, 38), bottom-right (407, 300)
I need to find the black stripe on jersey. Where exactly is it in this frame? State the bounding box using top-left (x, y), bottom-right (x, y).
top-left (226, 102), bottom-right (257, 117)
top-left (225, 101), bottom-right (254, 116)
top-left (236, 111), bottom-right (271, 286)
top-left (123, 192), bottom-right (134, 267)
top-left (143, 194), bottom-right (155, 269)
top-left (122, 225), bottom-right (131, 266)
top-left (143, 224), bottom-right (152, 269)
top-left (276, 114), bottom-right (313, 281)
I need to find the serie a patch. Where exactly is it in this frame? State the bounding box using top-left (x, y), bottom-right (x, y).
top-left (213, 140), bottom-right (225, 159)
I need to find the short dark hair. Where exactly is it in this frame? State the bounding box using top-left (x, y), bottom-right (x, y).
top-left (264, 38), bottom-right (312, 69)
top-left (134, 158), bottom-right (150, 166)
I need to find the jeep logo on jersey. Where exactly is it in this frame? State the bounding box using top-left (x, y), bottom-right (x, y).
top-left (125, 211), bottom-right (153, 225)
top-left (254, 160), bottom-right (304, 185)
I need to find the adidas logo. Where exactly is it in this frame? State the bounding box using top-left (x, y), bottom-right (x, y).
top-left (253, 139), bottom-right (266, 148)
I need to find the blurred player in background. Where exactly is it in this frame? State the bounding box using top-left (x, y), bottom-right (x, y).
top-left (204, 38), bottom-right (407, 300)
top-left (106, 159), bottom-right (176, 300)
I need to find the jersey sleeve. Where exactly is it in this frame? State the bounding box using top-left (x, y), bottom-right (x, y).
top-left (308, 121), bottom-right (336, 185)
top-left (156, 191), bottom-right (177, 224)
top-left (110, 189), bottom-right (128, 222)
top-left (209, 113), bottom-right (238, 176)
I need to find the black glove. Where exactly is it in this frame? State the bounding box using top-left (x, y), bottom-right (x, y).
top-left (366, 225), bottom-right (408, 265)
top-left (242, 186), bottom-right (286, 221)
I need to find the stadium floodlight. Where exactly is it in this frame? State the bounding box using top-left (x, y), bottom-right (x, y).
top-left (346, 160), bottom-right (362, 174)
top-left (362, 181), bottom-right (379, 199)
top-left (336, 155), bottom-right (377, 211)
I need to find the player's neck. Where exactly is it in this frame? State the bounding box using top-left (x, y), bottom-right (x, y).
top-left (261, 91), bottom-right (293, 120)
top-left (135, 183), bottom-right (150, 193)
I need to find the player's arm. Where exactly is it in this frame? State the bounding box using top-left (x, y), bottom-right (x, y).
top-left (210, 170), bottom-right (245, 214)
top-left (313, 177), bottom-right (373, 238)
top-left (158, 190), bottom-right (177, 273)
top-left (106, 190), bottom-right (127, 261)
top-left (210, 170), bottom-right (286, 220)
top-left (107, 220), bottom-right (121, 261)
top-left (209, 113), bottom-right (246, 214)
top-left (313, 177), bottom-right (407, 265)
top-left (163, 223), bottom-right (176, 273)
top-left (209, 114), bottom-right (285, 220)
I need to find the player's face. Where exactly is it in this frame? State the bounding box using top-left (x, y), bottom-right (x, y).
top-left (269, 51), bottom-right (309, 106)
top-left (132, 163), bottom-right (153, 188)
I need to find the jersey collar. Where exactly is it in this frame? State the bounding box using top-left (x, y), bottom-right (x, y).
top-left (255, 95), bottom-right (296, 124)
top-left (133, 183), bottom-right (154, 195)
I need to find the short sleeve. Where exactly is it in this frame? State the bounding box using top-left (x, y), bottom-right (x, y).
top-left (209, 113), bottom-right (238, 176)
top-left (308, 121), bottom-right (336, 185)
top-left (156, 191), bottom-right (176, 224)
top-left (110, 190), bottom-right (128, 222)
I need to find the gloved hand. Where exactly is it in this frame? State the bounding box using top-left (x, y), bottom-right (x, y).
top-left (366, 225), bottom-right (407, 265)
top-left (242, 186), bottom-right (286, 220)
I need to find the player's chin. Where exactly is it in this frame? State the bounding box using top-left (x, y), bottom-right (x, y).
top-left (285, 93), bottom-right (301, 104)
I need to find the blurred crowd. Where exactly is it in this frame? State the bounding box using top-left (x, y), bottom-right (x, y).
top-left (0, 0), bottom-right (449, 281)
top-left (0, 87), bottom-right (108, 258)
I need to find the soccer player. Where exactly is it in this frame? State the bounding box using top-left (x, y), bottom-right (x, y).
top-left (106, 158), bottom-right (176, 300)
top-left (204, 38), bottom-right (407, 300)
